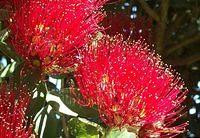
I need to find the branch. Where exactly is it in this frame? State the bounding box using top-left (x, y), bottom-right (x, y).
top-left (166, 54), bottom-right (200, 66)
top-left (137, 0), bottom-right (160, 22)
top-left (166, 34), bottom-right (200, 55)
top-left (155, 0), bottom-right (170, 54)
top-left (165, 14), bottom-right (186, 42)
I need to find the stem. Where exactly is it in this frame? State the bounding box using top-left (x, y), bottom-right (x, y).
top-left (155, 0), bottom-right (170, 54)
top-left (166, 34), bottom-right (200, 55)
top-left (136, 0), bottom-right (170, 54)
top-left (137, 0), bottom-right (160, 22)
top-left (166, 54), bottom-right (200, 66)
top-left (61, 115), bottom-right (69, 138)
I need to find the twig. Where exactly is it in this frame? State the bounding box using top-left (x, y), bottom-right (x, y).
top-left (165, 14), bottom-right (186, 42)
top-left (155, 0), bottom-right (170, 54)
top-left (166, 54), bottom-right (200, 66)
top-left (137, 0), bottom-right (160, 22)
top-left (166, 34), bottom-right (200, 55)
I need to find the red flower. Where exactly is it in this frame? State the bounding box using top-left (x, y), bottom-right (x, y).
top-left (9, 0), bottom-right (108, 74)
top-left (0, 83), bottom-right (32, 138)
top-left (74, 35), bottom-right (188, 137)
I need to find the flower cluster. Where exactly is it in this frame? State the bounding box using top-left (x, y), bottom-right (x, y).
top-left (9, 0), bottom-right (108, 74)
top-left (74, 35), bottom-right (188, 137)
top-left (0, 83), bottom-right (32, 138)
top-left (4, 0), bottom-right (189, 137)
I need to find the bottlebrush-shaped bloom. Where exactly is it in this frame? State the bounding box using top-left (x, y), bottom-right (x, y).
top-left (0, 83), bottom-right (32, 138)
top-left (74, 35), bottom-right (188, 137)
top-left (9, 0), bottom-right (108, 74)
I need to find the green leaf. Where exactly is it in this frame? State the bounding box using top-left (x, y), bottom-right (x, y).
top-left (42, 109), bottom-right (62, 138)
top-left (32, 83), bottom-right (103, 138)
top-left (0, 42), bottom-right (20, 62)
top-left (68, 118), bottom-right (100, 138)
top-left (46, 92), bottom-right (78, 117)
top-left (0, 61), bottom-right (18, 78)
top-left (33, 103), bottom-right (73, 138)
top-left (34, 105), bottom-right (63, 138)
top-left (27, 82), bottom-right (47, 117)
top-left (106, 128), bottom-right (137, 138)
top-left (0, 28), bottom-right (9, 42)
top-left (59, 89), bottom-right (99, 118)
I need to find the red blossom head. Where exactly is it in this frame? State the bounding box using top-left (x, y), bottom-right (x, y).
top-left (74, 35), bottom-right (188, 137)
top-left (9, 0), bottom-right (108, 74)
top-left (0, 83), bottom-right (32, 138)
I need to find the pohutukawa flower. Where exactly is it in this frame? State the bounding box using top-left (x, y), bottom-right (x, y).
top-left (0, 83), bottom-right (32, 138)
top-left (74, 35), bottom-right (188, 137)
top-left (9, 0), bottom-right (108, 74)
